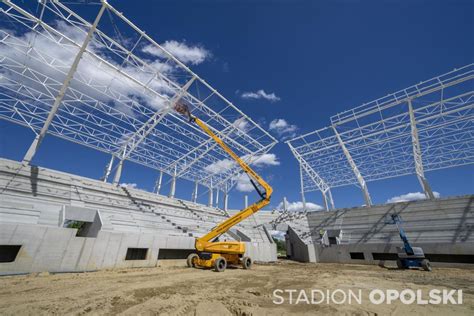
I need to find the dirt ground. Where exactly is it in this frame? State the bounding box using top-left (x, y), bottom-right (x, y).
top-left (0, 260), bottom-right (472, 315)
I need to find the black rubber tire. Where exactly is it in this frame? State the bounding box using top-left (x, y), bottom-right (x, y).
top-left (396, 258), bottom-right (405, 269)
top-left (242, 256), bottom-right (252, 270)
top-left (186, 253), bottom-right (198, 268)
top-left (421, 259), bottom-right (432, 272)
top-left (214, 257), bottom-right (227, 272)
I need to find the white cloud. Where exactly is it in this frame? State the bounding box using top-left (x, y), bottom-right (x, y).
top-left (277, 200), bottom-right (324, 212)
top-left (204, 158), bottom-right (234, 174)
top-left (247, 153), bottom-right (280, 167)
top-left (386, 191), bottom-right (440, 204)
top-left (204, 153), bottom-right (280, 175)
top-left (269, 230), bottom-right (286, 241)
top-left (269, 118), bottom-right (298, 140)
top-left (241, 89), bottom-right (280, 102)
top-left (143, 40), bottom-right (210, 65)
top-left (120, 183), bottom-right (138, 189)
top-left (234, 173), bottom-right (254, 192)
top-left (0, 22), bottom-right (177, 120)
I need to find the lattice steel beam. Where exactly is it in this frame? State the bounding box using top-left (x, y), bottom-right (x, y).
top-left (22, 1), bottom-right (107, 164)
top-left (287, 65), bottom-right (473, 207)
top-left (408, 99), bottom-right (435, 199)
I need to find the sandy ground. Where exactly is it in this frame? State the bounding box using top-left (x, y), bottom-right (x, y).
top-left (0, 260), bottom-right (473, 315)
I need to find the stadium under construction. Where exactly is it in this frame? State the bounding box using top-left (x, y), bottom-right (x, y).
top-left (0, 0), bottom-right (473, 314)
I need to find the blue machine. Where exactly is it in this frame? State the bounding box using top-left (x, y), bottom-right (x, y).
top-left (387, 214), bottom-right (432, 271)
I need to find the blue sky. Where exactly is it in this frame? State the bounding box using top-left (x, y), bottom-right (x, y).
top-left (0, 0), bottom-right (473, 210)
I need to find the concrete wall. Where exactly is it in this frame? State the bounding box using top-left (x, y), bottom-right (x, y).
top-left (285, 226), bottom-right (316, 262)
top-left (0, 222), bottom-right (276, 275)
top-left (286, 195), bottom-right (474, 267)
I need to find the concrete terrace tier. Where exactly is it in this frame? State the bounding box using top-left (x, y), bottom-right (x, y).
top-left (284, 195), bottom-right (474, 266)
top-left (0, 158), bottom-right (276, 275)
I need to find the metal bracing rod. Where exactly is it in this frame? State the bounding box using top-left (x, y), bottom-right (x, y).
top-left (21, 1), bottom-right (107, 164)
top-left (112, 76), bottom-right (196, 184)
top-left (332, 126), bottom-right (372, 207)
top-left (408, 99), bottom-right (435, 199)
top-left (102, 154), bottom-right (115, 183)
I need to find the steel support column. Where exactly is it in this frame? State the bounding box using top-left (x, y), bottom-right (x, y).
top-left (22, 2), bottom-right (107, 164)
top-left (299, 164), bottom-right (307, 212)
top-left (102, 154), bottom-right (115, 183)
top-left (192, 180), bottom-right (198, 203)
top-left (223, 186), bottom-right (229, 211)
top-left (208, 187), bottom-right (213, 207)
top-left (408, 99), bottom-right (435, 199)
top-left (332, 126), bottom-right (372, 207)
top-left (169, 166), bottom-right (177, 198)
top-left (155, 171), bottom-right (163, 195)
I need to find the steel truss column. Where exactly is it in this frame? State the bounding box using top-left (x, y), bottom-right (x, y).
top-left (112, 76), bottom-right (196, 184)
top-left (332, 126), bottom-right (372, 207)
top-left (155, 171), bottom-right (163, 195)
top-left (287, 143), bottom-right (334, 211)
top-left (215, 189), bottom-right (220, 208)
top-left (321, 188), bottom-right (335, 212)
top-left (299, 164), bottom-right (307, 212)
top-left (208, 178), bottom-right (213, 207)
top-left (169, 166), bottom-right (177, 198)
top-left (408, 99), bottom-right (435, 199)
top-left (102, 154), bottom-right (115, 183)
top-left (192, 180), bottom-right (198, 203)
top-left (223, 184), bottom-right (229, 212)
top-left (22, 1), bottom-right (107, 164)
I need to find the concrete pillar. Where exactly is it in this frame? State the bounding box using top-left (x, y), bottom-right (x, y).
top-left (244, 195), bottom-right (248, 208)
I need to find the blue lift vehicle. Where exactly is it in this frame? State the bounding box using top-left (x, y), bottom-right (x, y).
top-left (388, 214), bottom-right (432, 271)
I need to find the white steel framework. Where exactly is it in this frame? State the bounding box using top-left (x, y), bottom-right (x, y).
top-left (287, 64), bottom-right (474, 206)
top-left (0, 0), bottom-right (277, 195)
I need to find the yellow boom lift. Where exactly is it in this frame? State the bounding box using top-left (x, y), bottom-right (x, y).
top-left (174, 102), bottom-right (273, 272)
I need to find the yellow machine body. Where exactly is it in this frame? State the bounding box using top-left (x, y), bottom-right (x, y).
top-left (176, 111), bottom-right (273, 272)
